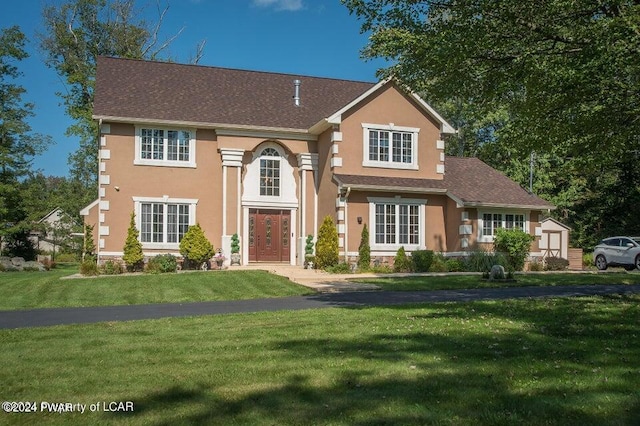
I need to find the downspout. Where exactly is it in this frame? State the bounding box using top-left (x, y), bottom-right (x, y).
top-left (344, 186), bottom-right (351, 263)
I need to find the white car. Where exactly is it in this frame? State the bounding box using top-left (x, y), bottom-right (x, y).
top-left (593, 236), bottom-right (640, 271)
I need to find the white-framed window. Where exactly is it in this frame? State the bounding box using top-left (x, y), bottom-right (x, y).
top-left (478, 211), bottom-right (528, 242)
top-left (133, 196), bottom-right (198, 249)
top-left (362, 123), bottom-right (419, 170)
top-left (259, 147), bottom-right (280, 197)
top-left (368, 197), bottom-right (426, 250)
top-left (135, 126), bottom-right (196, 168)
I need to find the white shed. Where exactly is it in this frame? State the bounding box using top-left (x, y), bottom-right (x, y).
top-left (539, 218), bottom-right (571, 259)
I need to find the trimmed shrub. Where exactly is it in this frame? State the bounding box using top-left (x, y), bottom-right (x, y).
top-left (429, 253), bottom-right (448, 272)
top-left (358, 224), bottom-right (371, 271)
top-left (411, 250), bottom-right (434, 272)
top-left (445, 258), bottom-right (465, 272)
top-left (493, 228), bottom-right (535, 272)
top-left (305, 235), bottom-right (314, 256)
top-left (80, 257), bottom-right (98, 276)
top-left (393, 246), bottom-right (412, 272)
top-left (464, 250), bottom-right (506, 272)
top-left (315, 216), bottom-right (339, 269)
top-left (371, 264), bottom-right (393, 274)
top-left (231, 233), bottom-right (240, 254)
top-left (179, 224), bottom-right (214, 269)
top-left (529, 259), bottom-right (544, 271)
top-left (146, 254), bottom-right (178, 274)
top-left (583, 252), bottom-right (594, 269)
top-left (101, 260), bottom-right (123, 275)
top-left (83, 224), bottom-right (96, 260)
top-left (544, 256), bottom-right (569, 271)
top-left (123, 212), bottom-right (144, 272)
top-left (325, 262), bottom-right (351, 274)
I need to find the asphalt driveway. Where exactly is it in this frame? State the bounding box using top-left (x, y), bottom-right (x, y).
top-left (1, 284), bottom-right (639, 329)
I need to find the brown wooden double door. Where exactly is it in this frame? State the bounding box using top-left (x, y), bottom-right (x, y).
top-left (248, 209), bottom-right (291, 262)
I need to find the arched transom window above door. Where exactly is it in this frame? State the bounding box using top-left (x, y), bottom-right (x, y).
top-left (241, 142), bottom-right (298, 209)
top-left (259, 147), bottom-right (280, 196)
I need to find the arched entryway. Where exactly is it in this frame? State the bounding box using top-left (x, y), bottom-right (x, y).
top-left (242, 142), bottom-right (298, 264)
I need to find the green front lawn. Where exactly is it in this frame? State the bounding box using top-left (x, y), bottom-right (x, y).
top-left (2, 295), bottom-right (639, 425)
top-left (0, 265), bottom-right (310, 311)
top-left (351, 272), bottom-right (640, 292)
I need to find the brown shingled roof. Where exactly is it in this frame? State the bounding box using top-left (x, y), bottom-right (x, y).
top-left (335, 156), bottom-right (554, 209)
top-left (93, 56), bottom-right (376, 129)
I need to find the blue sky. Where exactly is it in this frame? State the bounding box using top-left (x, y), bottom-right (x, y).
top-left (1, 0), bottom-right (386, 177)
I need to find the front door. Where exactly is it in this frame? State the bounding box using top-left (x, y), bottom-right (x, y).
top-left (248, 209), bottom-right (291, 262)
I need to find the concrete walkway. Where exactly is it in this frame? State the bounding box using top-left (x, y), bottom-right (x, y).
top-left (1, 284), bottom-right (639, 329)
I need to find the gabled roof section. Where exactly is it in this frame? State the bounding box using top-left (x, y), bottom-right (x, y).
top-left (335, 156), bottom-right (554, 210)
top-left (93, 56), bottom-right (376, 131)
top-left (321, 79), bottom-right (456, 135)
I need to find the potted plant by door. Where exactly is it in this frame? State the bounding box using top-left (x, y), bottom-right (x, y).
top-left (230, 234), bottom-right (241, 266)
top-left (304, 235), bottom-right (315, 269)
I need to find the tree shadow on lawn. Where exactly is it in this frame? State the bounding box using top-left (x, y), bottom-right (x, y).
top-left (111, 296), bottom-right (639, 425)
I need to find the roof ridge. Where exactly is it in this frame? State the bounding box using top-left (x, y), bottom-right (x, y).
top-left (97, 55), bottom-right (376, 85)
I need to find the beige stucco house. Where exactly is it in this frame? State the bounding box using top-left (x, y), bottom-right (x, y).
top-left (82, 56), bottom-right (553, 266)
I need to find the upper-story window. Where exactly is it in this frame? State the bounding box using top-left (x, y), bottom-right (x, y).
top-left (362, 123), bottom-right (419, 170)
top-left (259, 148), bottom-right (280, 196)
top-left (135, 126), bottom-right (196, 168)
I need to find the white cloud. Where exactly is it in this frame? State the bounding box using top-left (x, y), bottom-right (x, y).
top-left (252, 0), bottom-right (304, 12)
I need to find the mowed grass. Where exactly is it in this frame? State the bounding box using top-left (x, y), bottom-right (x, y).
top-left (1, 295), bottom-right (639, 425)
top-left (351, 272), bottom-right (640, 291)
top-left (0, 265), bottom-right (310, 311)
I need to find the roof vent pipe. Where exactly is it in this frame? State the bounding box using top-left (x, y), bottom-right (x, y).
top-left (293, 79), bottom-right (301, 106)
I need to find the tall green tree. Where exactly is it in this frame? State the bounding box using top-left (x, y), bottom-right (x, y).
top-left (343, 0), bottom-right (640, 247)
top-left (0, 26), bottom-right (52, 253)
top-left (39, 0), bottom-right (195, 216)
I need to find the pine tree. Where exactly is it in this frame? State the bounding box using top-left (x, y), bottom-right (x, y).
top-left (179, 224), bottom-right (214, 268)
top-left (123, 211), bottom-right (144, 272)
top-left (358, 223), bottom-right (371, 271)
top-left (315, 216), bottom-right (339, 269)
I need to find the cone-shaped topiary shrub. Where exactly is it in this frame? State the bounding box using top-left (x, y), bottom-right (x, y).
top-left (315, 216), bottom-right (339, 269)
top-left (179, 223), bottom-right (214, 269)
top-left (123, 211), bottom-right (144, 272)
top-left (358, 223), bottom-right (371, 271)
top-left (393, 246), bottom-right (412, 272)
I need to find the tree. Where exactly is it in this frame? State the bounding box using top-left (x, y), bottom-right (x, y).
top-left (315, 216), bottom-right (339, 269)
top-left (493, 228), bottom-right (535, 272)
top-left (343, 0), bottom-right (640, 165)
top-left (123, 211), bottom-right (144, 271)
top-left (0, 26), bottom-right (52, 251)
top-left (357, 224), bottom-right (370, 270)
top-left (343, 0), bottom-right (640, 247)
top-left (39, 0), bottom-right (197, 217)
top-left (179, 224), bottom-right (213, 268)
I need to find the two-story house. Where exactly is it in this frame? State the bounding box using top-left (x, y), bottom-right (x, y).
top-left (82, 56), bottom-right (553, 266)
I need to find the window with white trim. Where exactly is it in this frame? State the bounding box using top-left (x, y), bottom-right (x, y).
top-left (369, 197), bottom-right (425, 250)
top-left (259, 148), bottom-right (280, 196)
top-left (140, 203), bottom-right (190, 244)
top-left (363, 124), bottom-right (419, 170)
top-left (135, 127), bottom-right (195, 167)
top-left (134, 197), bottom-right (197, 249)
top-left (479, 212), bottom-right (527, 241)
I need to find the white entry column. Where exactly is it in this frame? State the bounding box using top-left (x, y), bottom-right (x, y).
top-left (296, 153), bottom-right (318, 265)
top-left (220, 148), bottom-right (245, 265)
